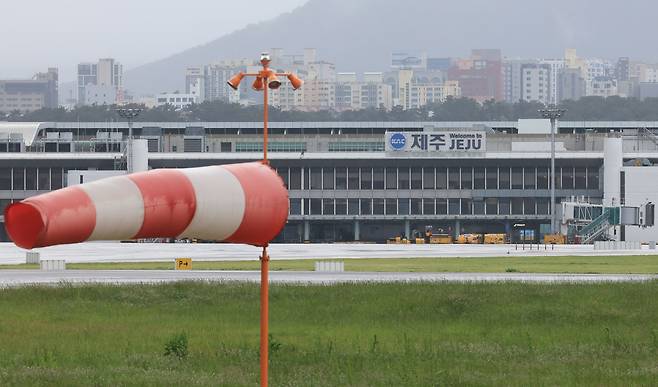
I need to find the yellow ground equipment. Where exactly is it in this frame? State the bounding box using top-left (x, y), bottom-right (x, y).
top-left (484, 233), bottom-right (507, 244)
top-left (543, 234), bottom-right (566, 244)
top-left (430, 234), bottom-right (453, 244)
top-left (387, 236), bottom-right (410, 244)
top-left (457, 234), bottom-right (483, 244)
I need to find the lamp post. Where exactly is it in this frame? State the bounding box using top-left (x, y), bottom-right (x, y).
top-left (539, 105), bottom-right (566, 234)
top-left (116, 107), bottom-right (142, 173)
top-left (227, 53), bottom-right (302, 387)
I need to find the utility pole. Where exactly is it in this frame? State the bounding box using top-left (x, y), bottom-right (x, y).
top-left (539, 105), bottom-right (566, 234)
top-left (116, 108), bottom-right (142, 173)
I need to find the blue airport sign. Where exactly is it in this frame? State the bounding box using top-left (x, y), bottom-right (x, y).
top-left (385, 131), bottom-right (486, 153)
top-left (389, 132), bottom-right (407, 150)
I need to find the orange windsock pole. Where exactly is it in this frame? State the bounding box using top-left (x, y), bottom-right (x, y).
top-left (227, 52), bottom-right (302, 387)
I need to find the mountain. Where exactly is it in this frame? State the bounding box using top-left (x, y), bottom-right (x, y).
top-left (124, 0), bottom-right (657, 95)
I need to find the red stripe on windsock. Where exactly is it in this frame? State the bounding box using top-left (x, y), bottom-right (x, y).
top-left (4, 186), bottom-right (96, 249)
top-left (223, 162), bottom-right (289, 246)
top-left (128, 169), bottom-right (197, 239)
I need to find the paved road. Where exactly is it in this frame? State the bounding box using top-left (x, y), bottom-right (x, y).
top-left (0, 270), bottom-right (655, 286)
top-left (1, 242), bottom-right (656, 265)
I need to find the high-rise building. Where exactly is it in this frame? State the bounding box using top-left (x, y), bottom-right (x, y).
top-left (584, 59), bottom-right (613, 81)
top-left (269, 81), bottom-right (304, 111)
top-left (562, 49), bottom-right (616, 98)
top-left (307, 61), bottom-right (336, 82)
top-left (0, 68), bottom-right (58, 113)
top-left (558, 68), bottom-right (586, 102)
top-left (612, 58), bottom-right (636, 98)
top-left (447, 49), bottom-right (502, 102)
top-left (77, 64), bottom-right (97, 105)
top-left (202, 64), bottom-right (241, 103)
top-left (616, 57), bottom-right (630, 82)
top-left (77, 58), bottom-right (122, 105)
top-left (97, 58), bottom-right (122, 88)
top-left (270, 56), bottom-right (336, 111)
top-left (583, 58), bottom-right (615, 95)
top-left (539, 59), bottom-right (565, 104)
top-left (503, 59), bottom-right (537, 103)
top-left (185, 67), bottom-right (205, 102)
top-left (183, 60), bottom-right (255, 105)
top-left (335, 72), bottom-right (392, 111)
top-left (639, 63), bottom-right (658, 83)
top-left (294, 78), bottom-right (336, 111)
top-left (397, 69), bottom-right (460, 109)
top-left (588, 77), bottom-right (618, 98)
top-left (335, 72), bottom-right (357, 110)
top-left (520, 63), bottom-right (551, 104)
top-left (629, 61), bottom-right (645, 81)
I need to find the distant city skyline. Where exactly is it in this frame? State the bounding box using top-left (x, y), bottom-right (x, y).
top-left (8, 46), bottom-right (658, 114)
top-left (49, 48), bottom-right (658, 113)
top-left (6, 0), bottom-right (658, 86)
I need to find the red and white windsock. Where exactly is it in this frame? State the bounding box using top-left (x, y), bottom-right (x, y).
top-left (4, 162), bottom-right (289, 249)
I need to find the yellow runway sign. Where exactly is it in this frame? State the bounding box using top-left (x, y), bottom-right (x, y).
top-left (175, 258), bottom-right (192, 270)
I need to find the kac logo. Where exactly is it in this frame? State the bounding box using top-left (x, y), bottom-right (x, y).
top-left (389, 133), bottom-right (406, 150)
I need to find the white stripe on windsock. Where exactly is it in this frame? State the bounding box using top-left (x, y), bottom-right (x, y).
top-left (178, 166), bottom-right (246, 241)
top-left (79, 175), bottom-right (145, 241)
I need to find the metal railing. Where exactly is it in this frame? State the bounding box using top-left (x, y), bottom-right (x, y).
top-left (577, 207), bottom-right (619, 244)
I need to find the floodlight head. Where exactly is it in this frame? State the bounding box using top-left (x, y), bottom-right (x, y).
top-left (227, 72), bottom-right (245, 90)
top-left (260, 52), bottom-right (271, 67)
top-left (287, 73), bottom-right (303, 90)
top-left (268, 74), bottom-right (282, 90)
top-left (252, 76), bottom-right (265, 91)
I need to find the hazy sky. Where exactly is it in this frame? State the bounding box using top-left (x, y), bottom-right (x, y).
top-left (0, 0), bottom-right (309, 82)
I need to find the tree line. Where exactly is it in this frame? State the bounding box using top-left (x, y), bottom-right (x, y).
top-left (5, 96), bottom-right (658, 122)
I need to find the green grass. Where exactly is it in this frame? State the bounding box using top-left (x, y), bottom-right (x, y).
top-left (2, 255), bottom-right (656, 274)
top-left (0, 281), bottom-right (656, 385)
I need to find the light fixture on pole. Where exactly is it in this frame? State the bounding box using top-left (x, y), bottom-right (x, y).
top-left (227, 52), bottom-right (302, 387)
top-left (116, 107), bottom-right (142, 174)
top-left (539, 105), bottom-right (566, 235)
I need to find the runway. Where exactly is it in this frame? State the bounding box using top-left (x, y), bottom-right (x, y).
top-left (0, 269), bottom-right (655, 286)
top-left (0, 242), bottom-right (656, 265)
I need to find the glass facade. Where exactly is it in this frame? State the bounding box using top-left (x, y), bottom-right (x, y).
top-left (235, 142), bottom-right (306, 152)
top-left (0, 169), bottom-right (10, 190)
top-left (423, 168), bottom-right (434, 189)
top-left (278, 164), bottom-right (600, 217)
top-left (0, 158), bottom-right (605, 245)
top-left (0, 163), bottom-right (604, 227)
top-left (474, 167), bottom-right (485, 189)
top-left (328, 142), bottom-right (384, 152)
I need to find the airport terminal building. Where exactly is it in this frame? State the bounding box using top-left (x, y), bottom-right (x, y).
top-left (0, 119), bottom-right (657, 243)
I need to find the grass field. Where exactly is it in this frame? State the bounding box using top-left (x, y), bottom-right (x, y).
top-left (0, 281), bottom-right (656, 385)
top-left (2, 255), bottom-right (657, 274)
